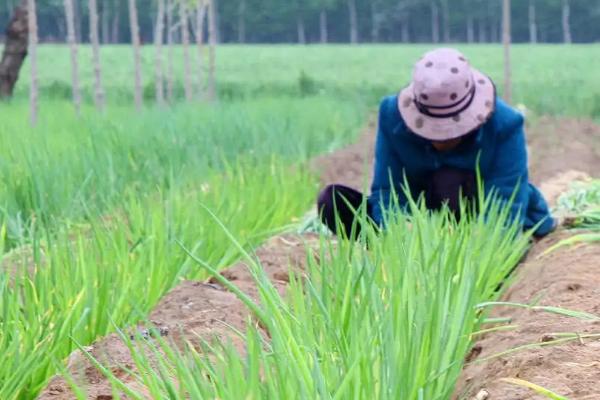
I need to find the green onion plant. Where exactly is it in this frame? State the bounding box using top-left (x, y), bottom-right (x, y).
top-left (76, 191), bottom-right (530, 399)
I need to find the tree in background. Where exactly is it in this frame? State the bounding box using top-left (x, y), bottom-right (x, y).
top-left (128, 0), bottom-right (142, 110)
top-left (73, 0), bottom-right (81, 42)
top-left (369, 0), bottom-right (384, 42)
top-left (430, 0), bottom-right (439, 43)
top-left (295, 0), bottom-right (307, 44)
top-left (463, 0), bottom-right (475, 43)
top-left (0, 1), bottom-right (28, 99)
top-left (154, 0), bottom-right (166, 106)
top-left (440, 0), bottom-right (449, 42)
top-left (503, 0), bottom-right (512, 104)
top-left (477, 1), bottom-right (487, 42)
top-left (180, 0), bottom-right (193, 101)
top-left (28, 0), bottom-right (38, 124)
top-left (529, 0), bottom-right (537, 43)
top-left (348, 0), bottom-right (358, 44)
top-left (237, 0), bottom-right (246, 43)
top-left (100, 0), bottom-right (109, 43)
top-left (207, 0), bottom-right (217, 101)
top-left (196, 0), bottom-right (207, 100)
top-left (89, 0), bottom-right (105, 111)
top-left (314, 0), bottom-right (337, 43)
top-left (2, 0), bottom-right (600, 45)
top-left (63, 0), bottom-right (81, 114)
top-left (398, 1), bottom-right (410, 43)
top-left (469, 0), bottom-right (490, 43)
top-left (166, 0), bottom-right (175, 102)
top-left (111, 0), bottom-right (120, 43)
top-left (562, 0), bottom-right (572, 44)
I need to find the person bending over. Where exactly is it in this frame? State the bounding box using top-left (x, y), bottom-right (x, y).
top-left (317, 48), bottom-right (556, 238)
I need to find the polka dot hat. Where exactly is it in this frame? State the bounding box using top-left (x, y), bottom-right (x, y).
top-left (398, 48), bottom-right (496, 141)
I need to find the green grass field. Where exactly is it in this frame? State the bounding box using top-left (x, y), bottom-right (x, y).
top-left (0, 98), bottom-right (363, 245)
top-left (6, 44), bottom-right (600, 118)
top-left (0, 44), bottom-right (597, 399)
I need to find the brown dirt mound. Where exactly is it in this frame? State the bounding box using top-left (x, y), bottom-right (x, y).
top-left (455, 118), bottom-right (600, 400)
top-left (39, 116), bottom-right (600, 400)
top-left (456, 231), bottom-right (600, 400)
top-left (527, 116), bottom-right (600, 185)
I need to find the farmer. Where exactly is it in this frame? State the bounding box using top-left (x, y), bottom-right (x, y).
top-left (317, 48), bottom-right (556, 238)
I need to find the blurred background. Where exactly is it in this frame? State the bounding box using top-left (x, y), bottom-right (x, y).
top-left (1, 0), bottom-right (599, 45)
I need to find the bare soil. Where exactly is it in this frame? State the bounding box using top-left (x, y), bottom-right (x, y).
top-left (526, 116), bottom-right (600, 184)
top-left (454, 117), bottom-right (600, 400)
top-left (456, 229), bottom-right (600, 400)
top-left (39, 116), bottom-right (600, 400)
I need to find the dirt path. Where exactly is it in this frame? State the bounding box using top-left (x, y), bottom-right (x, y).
top-left (527, 116), bottom-right (600, 185)
top-left (39, 116), bottom-right (600, 400)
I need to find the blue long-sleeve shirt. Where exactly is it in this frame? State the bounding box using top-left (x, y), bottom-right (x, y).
top-left (368, 95), bottom-right (554, 236)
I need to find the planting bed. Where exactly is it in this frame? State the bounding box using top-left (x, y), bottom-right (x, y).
top-left (39, 116), bottom-right (600, 399)
top-left (38, 120), bottom-right (377, 400)
top-left (40, 233), bottom-right (319, 399)
top-left (456, 228), bottom-right (600, 399)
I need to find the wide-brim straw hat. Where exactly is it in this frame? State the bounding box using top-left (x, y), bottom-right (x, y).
top-left (398, 48), bottom-right (496, 141)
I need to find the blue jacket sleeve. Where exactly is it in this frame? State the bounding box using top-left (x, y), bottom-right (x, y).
top-left (483, 113), bottom-right (529, 226)
top-left (369, 99), bottom-right (408, 226)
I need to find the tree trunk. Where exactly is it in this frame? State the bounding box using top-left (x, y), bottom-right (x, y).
top-left (502, 0), bottom-right (512, 104)
top-left (237, 0), bottom-right (245, 43)
top-left (398, 2), bottom-right (410, 43)
top-left (73, 0), bottom-right (81, 43)
top-left (431, 0), bottom-right (439, 43)
top-left (441, 0), bottom-right (449, 42)
top-left (154, 0), bottom-right (165, 105)
top-left (64, 0), bottom-right (81, 114)
top-left (562, 0), bottom-right (572, 44)
top-left (348, 0), bottom-right (358, 44)
top-left (528, 0), bottom-right (537, 44)
top-left (0, 2), bottom-right (28, 99)
top-left (56, 13), bottom-right (66, 40)
top-left (128, 0), bottom-right (142, 110)
top-left (466, 12), bottom-right (474, 43)
top-left (180, 1), bottom-right (193, 101)
top-left (166, 0), bottom-right (174, 102)
top-left (207, 0), bottom-right (217, 101)
top-left (320, 9), bottom-right (328, 44)
top-left (490, 13), bottom-right (499, 43)
top-left (111, 1), bottom-right (119, 43)
top-left (540, 27), bottom-right (547, 43)
top-left (28, 0), bottom-right (38, 124)
top-left (196, 0), bottom-right (207, 100)
top-left (89, 0), bottom-right (105, 110)
top-left (296, 14), bottom-right (306, 44)
top-left (478, 18), bottom-right (487, 43)
top-left (400, 13), bottom-right (410, 43)
top-left (101, 0), bottom-right (109, 44)
top-left (370, 3), bottom-right (380, 43)
top-left (213, 0), bottom-right (220, 44)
